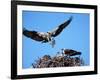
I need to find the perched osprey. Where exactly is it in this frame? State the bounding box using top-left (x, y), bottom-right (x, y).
top-left (61, 49), bottom-right (81, 57)
top-left (23, 16), bottom-right (73, 47)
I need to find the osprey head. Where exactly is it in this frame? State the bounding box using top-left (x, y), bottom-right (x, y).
top-left (47, 31), bottom-right (52, 40)
top-left (47, 31), bottom-right (52, 36)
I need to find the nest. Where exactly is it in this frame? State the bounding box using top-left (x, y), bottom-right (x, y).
top-left (32, 49), bottom-right (84, 68)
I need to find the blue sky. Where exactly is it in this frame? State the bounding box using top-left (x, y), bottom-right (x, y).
top-left (22, 11), bottom-right (90, 69)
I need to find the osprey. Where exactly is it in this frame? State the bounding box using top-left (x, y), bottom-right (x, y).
top-left (61, 49), bottom-right (81, 57)
top-left (23, 16), bottom-right (73, 47)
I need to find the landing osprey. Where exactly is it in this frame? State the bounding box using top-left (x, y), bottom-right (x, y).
top-left (23, 16), bottom-right (73, 47)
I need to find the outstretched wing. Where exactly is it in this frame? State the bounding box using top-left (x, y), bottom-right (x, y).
top-left (23, 28), bottom-right (45, 41)
top-left (50, 16), bottom-right (73, 37)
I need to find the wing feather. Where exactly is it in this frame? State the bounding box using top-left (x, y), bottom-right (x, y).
top-left (50, 16), bottom-right (73, 37)
top-left (23, 29), bottom-right (44, 41)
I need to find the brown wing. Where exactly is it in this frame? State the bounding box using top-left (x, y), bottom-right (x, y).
top-left (64, 49), bottom-right (81, 56)
top-left (50, 16), bottom-right (73, 37)
top-left (23, 29), bottom-right (45, 41)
